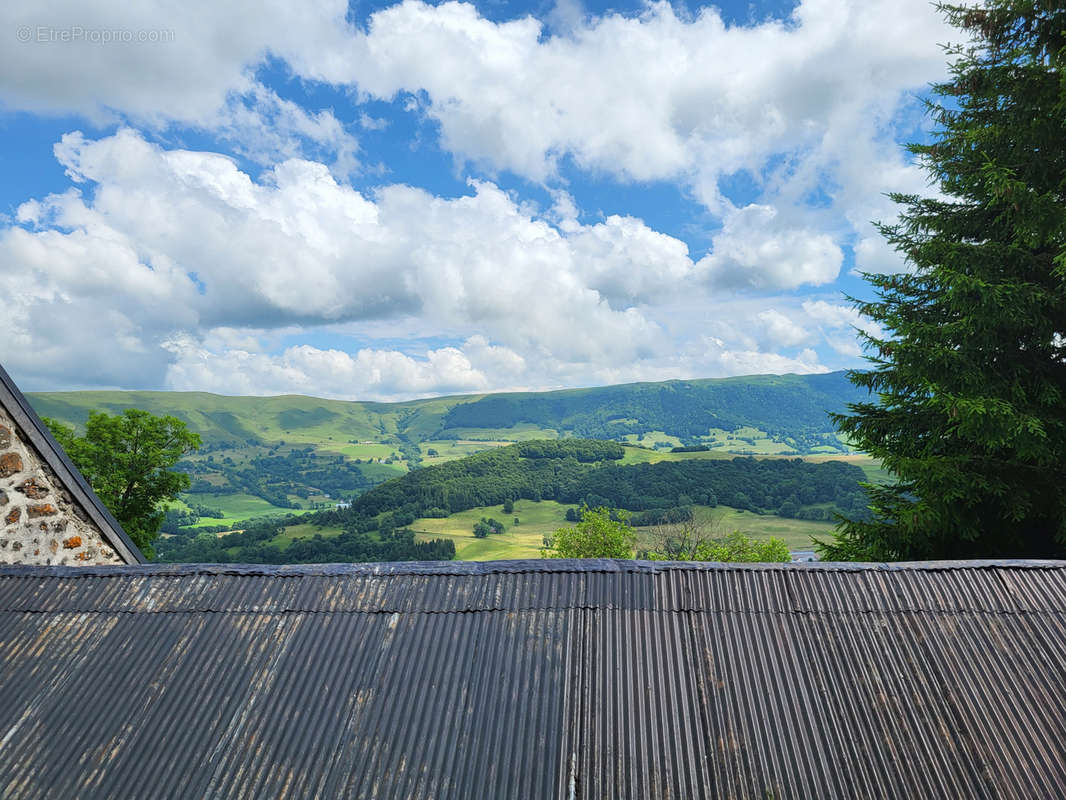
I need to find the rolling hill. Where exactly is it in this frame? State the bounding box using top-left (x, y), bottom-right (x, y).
top-left (26, 370), bottom-right (872, 530)
top-left (29, 370), bottom-right (867, 450)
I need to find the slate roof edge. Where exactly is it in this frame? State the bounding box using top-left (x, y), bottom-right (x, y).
top-left (0, 362), bottom-right (144, 564)
top-left (1, 557), bottom-right (1064, 579)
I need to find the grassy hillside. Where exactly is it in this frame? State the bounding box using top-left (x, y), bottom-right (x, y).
top-left (232, 500), bottom-right (835, 561)
top-left (28, 370), bottom-right (866, 453)
top-left (409, 501), bottom-right (834, 559)
top-left (27, 390), bottom-right (467, 447)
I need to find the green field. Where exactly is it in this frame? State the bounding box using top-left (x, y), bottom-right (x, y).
top-left (438, 424), bottom-right (561, 442)
top-left (799, 453), bottom-right (892, 485)
top-left (322, 442), bottom-right (404, 461)
top-left (265, 522), bottom-right (338, 549)
top-left (28, 371), bottom-right (868, 465)
top-left (407, 500), bottom-right (835, 560)
top-left (681, 505), bottom-right (833, 551)
top-left (162, 446), bottom-right (882, 537)
top-left (420, 439), bottom-right (516, 466)
top-left (170, 492), bottom-right (310, 529)
top-left (622, 430), bottom-right (685, 449)
top-left (620, 444), bottom-right (735, 464)
top-left (409, 501), bottom-right (570, 559)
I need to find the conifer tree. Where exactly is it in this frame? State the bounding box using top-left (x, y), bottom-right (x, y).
top-left (825, 1), bottom-right (1066, 560)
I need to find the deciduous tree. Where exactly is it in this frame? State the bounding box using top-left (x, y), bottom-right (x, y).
top-left (45, 409), bottom-right (201, 558)
top-left (543, 506), bottom-right (636, 559)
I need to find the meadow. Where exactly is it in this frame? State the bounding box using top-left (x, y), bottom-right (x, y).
top-left (406, 500), bottom-right (835, 560)
top-left (168, 493), bottom-right (310, 529)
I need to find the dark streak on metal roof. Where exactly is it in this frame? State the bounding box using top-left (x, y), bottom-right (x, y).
top-left (1, 558), bottom-right (1064, 798)
top-left (0, 362), bottom-right (143, 564)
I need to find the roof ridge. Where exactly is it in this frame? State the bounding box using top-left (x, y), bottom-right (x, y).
top-left (1, 557), bottom-right (1064, 578)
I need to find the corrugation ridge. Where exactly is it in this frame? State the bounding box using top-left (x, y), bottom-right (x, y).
top-left (715, 602), bottom-right (760, 795)
top-left (739, 609), bottom-right (789, 796)
top-left (488, 612), bottom-right (535, 799)
top-left (557, 607), bottom-right (584, 799)
top-left (364, 614), bottom-right (455, 797)
top-left (795, 613), bottom-right (879, 797)
top-left (932, 613), bottom-right (1031, 800)
top-left (509, 611), bottom-right (546, 799)
top-left (883, 610), bottom-right (986, 797)
top-left (836, 610), bottom-right (918, 797)
top-left (291, 612), bottom-right (367, 799)
top-left (444, 612), bottom-right (495, 799)
top-left (168, 612), bottom-right (282, 798)
top-left (117, 614), bottom-right (251, 799)
top-left (97, 614), bottom-right (213, 799)
top-left (249, 613), bottom-right (344, 798)
top-left (54, 613), bottom-right (180, 799)
top-left (775, 615), bottom-right (834, 797)
top-left (675, 608), bottom-right (711, 797)
top-left (311, 612), bottom-right (384, 798)
top-left (400, 613), bottom-right (453, 799)
top-left (337, 611), bottom-right (398, 798)
top-left (944, 612), bottom-right (1066, 796)
top-left (995, 566), bottom-right (1066, 611)
top-left (133, 613), bottom-right (243, 799)
top-left (916, 610), bottom-right (1011, 797)
top-left (200, 614), bottom-right (298, 797)
top-left (393, 613), bottom-right (456, 799)
top-left (0, 614), bottom-right (118, 799)
top-left (3, 565), bottom-right (1066, 798)
top-left (431, 611), bottom-right (487, 800)
top-left (301, 614), bottom-right (384, 798)
top-left (338, 612), bottom-right (419, 798)
top-left (5, 614), bottom-right (128, 798)
top-left (754, 614), bottom-right (803, 797)
top-left (691, 608), bottom-right (736, 796)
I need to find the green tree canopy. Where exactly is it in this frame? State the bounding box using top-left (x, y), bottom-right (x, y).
top-left (544, 506), bottom-right (636, 559)
top-left (826, 1), bottom-right (1066, 560)
top-left (45, 409), bottom-right (201, 558)
top-left (689, 532), bottom-right (790, 564)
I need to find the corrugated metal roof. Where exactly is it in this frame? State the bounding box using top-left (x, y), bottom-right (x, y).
top-left (1, 559), bottom-right (1064, 798)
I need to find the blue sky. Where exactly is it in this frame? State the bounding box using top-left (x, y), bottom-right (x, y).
top-left (0, 0), bottom-right (952, 399)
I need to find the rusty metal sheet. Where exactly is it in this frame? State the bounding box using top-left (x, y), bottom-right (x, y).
top-left (0, 559), bottom-right (1064, 798)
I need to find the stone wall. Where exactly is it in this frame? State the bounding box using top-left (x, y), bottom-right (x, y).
top-left (0, 406), bottom-right (122, 565)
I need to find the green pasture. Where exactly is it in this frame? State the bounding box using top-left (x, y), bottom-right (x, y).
top-left (410, 500), bottom-right (573, 560)
top-left (173, 492), bottom-right (308, 529)
top-left (409, 500), bottom-right (836, 560)
top-left (622, 430), bottom-right (684, 449)
top-left (322, 442), bottom-right (403, 461)
top-left (437, 424), bottom-right (561, 442)
top-left (265, 522), bottom-right (343, 549)
top-left (421, 439), bottom-right (517, 466)
top-left (674, 505), bottom-right (834, 552)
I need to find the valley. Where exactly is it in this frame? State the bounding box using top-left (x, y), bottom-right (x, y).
top-left (27, 370), bottom-right (882, 560)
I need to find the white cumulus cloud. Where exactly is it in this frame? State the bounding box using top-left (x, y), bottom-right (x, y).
top-left (699, 204), bottom-right (843, 290)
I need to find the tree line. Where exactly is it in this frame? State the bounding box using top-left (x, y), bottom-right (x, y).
top-left (156, 518), bottom-right (455, 563)
top-left (303, 439), bottom-right (869, 533)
